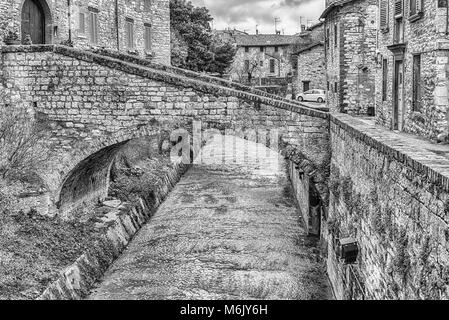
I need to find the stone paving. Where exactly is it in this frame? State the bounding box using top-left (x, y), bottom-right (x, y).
top-left (88, 135), bottom-right (332, 300)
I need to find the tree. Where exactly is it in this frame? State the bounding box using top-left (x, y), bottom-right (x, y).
top-left (170, 0), bottom-right (235, 74)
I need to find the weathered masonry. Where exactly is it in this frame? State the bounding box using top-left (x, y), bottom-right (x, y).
top-left (0, 0), bottom-right (170, 65)
top-left (2, 44), bottom-right (449, 300)
top-left (375, 0), bottom-right (449, 141)
top-left (321, 0), bottom-right (378, 115)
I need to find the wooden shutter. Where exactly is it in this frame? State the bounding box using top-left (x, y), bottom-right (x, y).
top-left (380, 0), bottom-right (388, 30)
top-left (394, 0), bottom-right (403, 17)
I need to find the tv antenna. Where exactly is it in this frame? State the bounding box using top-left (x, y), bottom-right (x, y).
top-left (274, 17), bottom-right (281, 34)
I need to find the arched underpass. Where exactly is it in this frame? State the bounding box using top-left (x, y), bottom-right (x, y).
top-left (88, 134), bottom-right (333, 300)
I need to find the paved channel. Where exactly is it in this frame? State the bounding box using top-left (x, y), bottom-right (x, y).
top-left (89, 135), bottom-right (332, 300)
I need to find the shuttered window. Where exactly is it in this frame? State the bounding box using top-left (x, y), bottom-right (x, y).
top-left (380, 0), bottom-right (389, 31)
top-left (394, 0), bottom-right (403, 17)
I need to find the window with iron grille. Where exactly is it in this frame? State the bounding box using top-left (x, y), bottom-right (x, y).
top-left (382, 59), bottom-right (388, 101)
top-left (412, 54), bottom-right (421, 111)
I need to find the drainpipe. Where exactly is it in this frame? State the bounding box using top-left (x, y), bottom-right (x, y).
top-left (115, 0), bottom-right (120, 51)
top-left (67, 0), bottom-right (72, 43)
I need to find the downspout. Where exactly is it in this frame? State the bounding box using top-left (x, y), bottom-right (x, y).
top-left (115, 0), bottom-right (120, 50)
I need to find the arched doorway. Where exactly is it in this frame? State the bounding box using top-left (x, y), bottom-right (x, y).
top-left (21, 0), bottom-right (51, 44)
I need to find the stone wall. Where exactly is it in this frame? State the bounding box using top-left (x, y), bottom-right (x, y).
top-left (297, 43), bottom-right (326, 93)
top-left (326, 113), bottom-right (449, 300)
top-left (375, 0), bottom-right (449, 140)
top-left (0, 45), bottom-right (330, 216)
top-left (324, 0), bottom-right (377, 115)
top-left (0, 0), bottom-right (170, 65)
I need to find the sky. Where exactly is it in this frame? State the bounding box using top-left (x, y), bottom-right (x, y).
top-left (190, 0), bottom-right (325, 35)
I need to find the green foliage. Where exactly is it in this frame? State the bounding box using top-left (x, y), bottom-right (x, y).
top-left (170, 0), bottom-right (235, 74)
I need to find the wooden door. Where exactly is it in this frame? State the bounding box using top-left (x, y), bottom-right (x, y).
top-left (393, 60), bottom-right (404, 130)
top-left (21, 0), bottom-right (45, 44)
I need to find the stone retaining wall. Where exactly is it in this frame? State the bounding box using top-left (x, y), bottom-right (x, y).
top-left (38, 159), bottom-right (189, 300)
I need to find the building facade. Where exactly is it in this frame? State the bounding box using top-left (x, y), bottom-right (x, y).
top-left (375, 0), bottom-right (449, 140)
top-left (228, 34), bottom-right (297, 84)
top-left (296, 42), bottom-right (326, 94)
top-left (0, 0), bottom-right (170, 65)
top-left (321, 0), bottom-right (378, 115)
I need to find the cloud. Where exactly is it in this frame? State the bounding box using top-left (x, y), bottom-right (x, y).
top-left (190, 0), bottom-right (324, 34)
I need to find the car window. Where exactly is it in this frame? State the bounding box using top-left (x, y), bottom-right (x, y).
top-left (311, 90), bottom-right (317, 94)
top-left (304, 90), bottom-right (312, 95)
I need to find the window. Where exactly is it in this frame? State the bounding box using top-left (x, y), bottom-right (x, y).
top-left (394, 0), bottom-right (404, 43)
top-left (412, 54), bottom-right (421, 111)
top-left (275, 46), bottom-right (279, 52)
top-left (245, 46), bottom-right (249, 53)
top-left (144, 0), bottom-right (151, 11)
top-left (144, 24), bottom-right (152, 51)
top-left (382, 59), bottom-right (388, 101)
top-left (327, 81), bottom-right (329, 91)
top-left (380, 0), bottom-right (389, 31)
top-left (126, 18), bottom-right (134, 49)
top-left (260, 46), bottom-right (264, 52)
top-left (409, 0), bottom-right (423, 18)
top-left (269, 59), bottom-right (275, 73)
top-left (78, 12), bottom-right (86, 34)
top-left (326, 28), bottom-right (330, 49)
top-left (303, 81), bottom-right (310, 92)
top-left (334, 24), bottom-right (338, 47)
top-left (334, 82), bottom-right (338, 93)
top-left (260, 60), bottom-right (263, 67)
top-left (244, 60), bottom-right (250, 72)
top-left (88, 7), bottom-right (99, 44)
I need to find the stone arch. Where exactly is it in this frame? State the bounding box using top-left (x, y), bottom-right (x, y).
top-left (20, 0), bottom-right (53, 44)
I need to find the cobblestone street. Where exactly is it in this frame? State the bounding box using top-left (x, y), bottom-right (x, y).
top-left (88, 135), bottom-right (332, 300)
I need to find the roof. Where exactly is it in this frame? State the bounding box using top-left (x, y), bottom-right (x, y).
top-left (294, 41), bottom-right (324, 55)
top-left (320, 0), bottom-right (357, 19)
top-left (235, 34), bottom-right (298, 47)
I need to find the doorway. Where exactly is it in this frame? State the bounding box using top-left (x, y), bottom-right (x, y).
top-left (21, 0), bottom-right (46, 44)
top-left (393, 60), bottom-right (404, 130)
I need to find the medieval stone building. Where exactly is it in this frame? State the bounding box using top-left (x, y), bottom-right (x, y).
top-left (375, 0), bottom-right (449, 140)
top-left (228, 33), bottom-right (298, 85)
top-left (321, 0), bottom-right (378, 115)
top-left (294, 22), bottom-right (325, 95)
top-left (0, 0), bottom-right (170, 65)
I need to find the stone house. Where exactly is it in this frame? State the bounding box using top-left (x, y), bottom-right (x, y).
top-left (321, 0), bottom-right (378, 115)
top-left (295, 42), bottom-right (326, 94)
top-left (0, 0), bottom-right (170, 65)
top-left (292, 22), bottom-right (325, 96)
top-left (375, 0), bottom-right (449, 140)
top-left (228, 33), bottom-right (298, 85)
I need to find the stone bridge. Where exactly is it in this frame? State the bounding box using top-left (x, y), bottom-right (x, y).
top-left (3, 45), bottom-right (449, 300)
top-left (0, 45), bottom-right (330, 216)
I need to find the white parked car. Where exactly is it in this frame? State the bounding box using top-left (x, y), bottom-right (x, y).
top-left (297, 89), bottom-right (326, 103)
